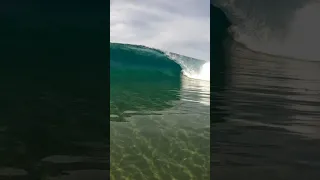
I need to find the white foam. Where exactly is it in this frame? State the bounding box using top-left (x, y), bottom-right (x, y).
top-left (165, 51), bottom-right (210, 82)
top-left (184, 62), bottom-right (210, 81)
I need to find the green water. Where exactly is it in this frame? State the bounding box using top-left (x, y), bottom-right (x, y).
top-left (110, 76), bottom-right (210, 180)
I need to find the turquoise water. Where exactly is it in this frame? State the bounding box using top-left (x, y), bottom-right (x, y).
top-left (110, 43), bottom-right (210, 180)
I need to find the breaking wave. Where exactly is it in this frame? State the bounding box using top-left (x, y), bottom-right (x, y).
top-left (110, 43), bottom-right (210, 81)
top-left (215, 0), bottom-right (320, 61)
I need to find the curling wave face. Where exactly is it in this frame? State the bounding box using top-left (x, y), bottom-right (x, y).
top-left (110, 43), bottom-right (210, 81)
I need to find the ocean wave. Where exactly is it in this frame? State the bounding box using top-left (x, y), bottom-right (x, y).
top-left (216, 0), bottom-right (320, 61)
top-left (110, 43), bottom-right (210, 81)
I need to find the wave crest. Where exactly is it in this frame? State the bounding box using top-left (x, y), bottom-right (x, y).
top-left (217, 0), bottom-right (320, 61)
top-left (110, 43), bottom-right (210, 81)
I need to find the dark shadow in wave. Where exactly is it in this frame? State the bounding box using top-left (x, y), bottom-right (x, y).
top-left (210, 4), bottom-right (234, 180)
top-left (210, 4), bottom-right (233, 124)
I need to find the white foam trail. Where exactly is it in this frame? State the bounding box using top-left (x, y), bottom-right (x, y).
top-left (198, 62), bottom-right (210, 81)
top-left (184, 62), bottom-right (210, 81)
top-left (164, 51), bottom-right (210, 82)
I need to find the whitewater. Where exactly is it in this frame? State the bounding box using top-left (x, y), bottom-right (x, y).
top-left (164, 51), bottom-right (210, 81)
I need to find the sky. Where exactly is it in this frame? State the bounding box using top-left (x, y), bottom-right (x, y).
top-left (110, 0), bottom-right (210, 61)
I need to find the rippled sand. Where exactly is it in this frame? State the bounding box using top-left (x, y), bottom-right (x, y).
top-left (110, 77), bottom-right (210, 180)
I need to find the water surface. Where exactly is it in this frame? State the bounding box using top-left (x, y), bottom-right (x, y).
top-left (212, 45), bottom-right (320, 180)
top-left (110, 76), bottom-right (210, 180)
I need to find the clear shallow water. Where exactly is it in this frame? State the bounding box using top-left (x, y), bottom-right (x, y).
top-left (110, 76), bottom-right (210, 180)
top-left (212, 45), bottom-right (320, 180)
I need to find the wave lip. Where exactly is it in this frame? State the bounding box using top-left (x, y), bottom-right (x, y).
top-left (110, 42), bottom-right (210, 81)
